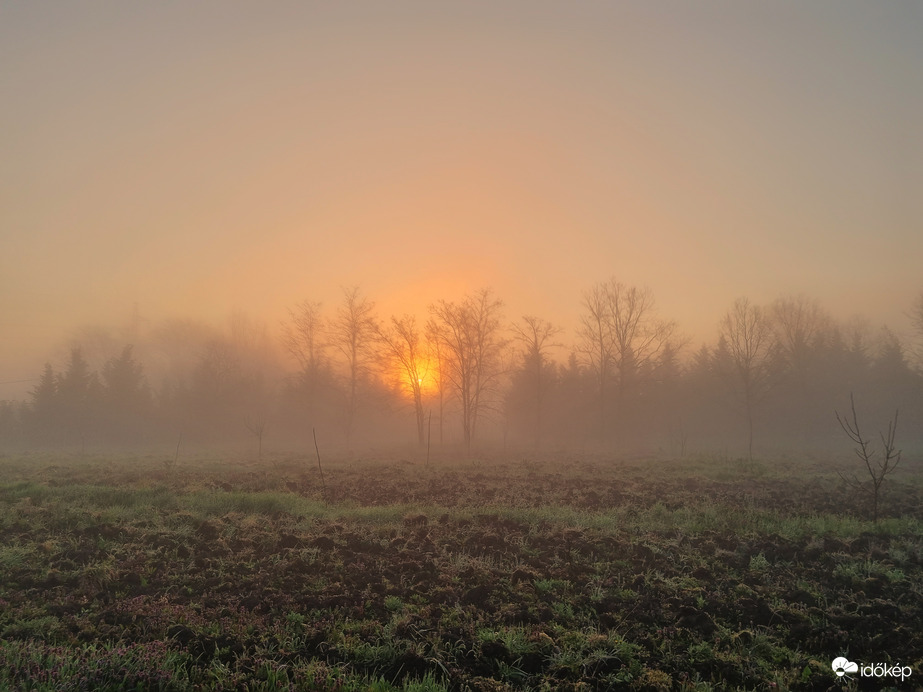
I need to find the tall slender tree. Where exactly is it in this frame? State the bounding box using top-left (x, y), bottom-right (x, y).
top-left (282, 300), bottom-right (335, 430)
top-left (57, 347), bottom-right (98, 443)
top-left (284, 301), bottom-right (327, 380)
top-left (770, 295), bottom-right (835, 441)
top-left (29, 363), bottom-right (58, 438)
top-left (577, 279), bottom-right (677, 444)
top-left (425, 319), bottom-right (448, 445)
top-left (428, 289), bottom-right (506, 454)
top-left (717, 298), bottom-right (775, 461)
top-left (100, 345), bottom-right (151, 443)
top-left (577, 283), bottom-right (614, 441)
top-left (330, 287), bottom-right (378, 445)
top-left (377, 314), bottom-right (430, 446)
top-left (101, 345), bottom-right (149, 407)
top-left (509, 315), bottom-right (561, 447)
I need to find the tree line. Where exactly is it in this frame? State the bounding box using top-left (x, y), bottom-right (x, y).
top-left (1, 284), bottom-right (921, 457)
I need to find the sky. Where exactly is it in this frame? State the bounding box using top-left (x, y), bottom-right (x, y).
top-left (2, 2), bottom-right (921, 398)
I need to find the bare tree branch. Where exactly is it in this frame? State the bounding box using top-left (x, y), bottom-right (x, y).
top-left (428, 289), bottom-right (506, 455)
top-left (835, 393), bottom-right (901, 522)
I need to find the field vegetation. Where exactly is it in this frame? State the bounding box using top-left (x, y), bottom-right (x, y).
top-left (1, 451), bottom-right (920, 691)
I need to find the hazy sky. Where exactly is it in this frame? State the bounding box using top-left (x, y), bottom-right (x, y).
top-left (2, 2), bottom-right (921, 395)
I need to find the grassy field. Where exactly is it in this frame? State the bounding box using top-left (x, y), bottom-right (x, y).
top-left (0, 450), bottom-right (920, 691)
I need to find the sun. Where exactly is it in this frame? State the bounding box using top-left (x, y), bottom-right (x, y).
top-left (382, 354), bottom-right (439, 401)
top-left (411, 357), bottom-right (438, 396)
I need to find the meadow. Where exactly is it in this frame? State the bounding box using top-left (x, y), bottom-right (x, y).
top-left (0, 450), bottom-right (920, 691)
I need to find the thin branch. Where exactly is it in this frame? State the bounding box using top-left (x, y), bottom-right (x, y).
top-left (313, 427), bottom-right (326, 502)
top-left (835, 393), bottom-right (901, 522)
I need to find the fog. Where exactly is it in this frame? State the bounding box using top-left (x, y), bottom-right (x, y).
top-left (1, 285), bottom-right (921, 459)
top-left (2, 3), bottom-right (922, 457)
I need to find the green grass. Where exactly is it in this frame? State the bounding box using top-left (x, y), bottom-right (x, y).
top-left (4, 477), bottom-right (922, 543)
top-left (0, 451), bottom-right (920, 690)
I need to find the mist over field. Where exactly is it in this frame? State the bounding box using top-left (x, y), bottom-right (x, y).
top-left (2, 4), bottom-right (923, 689)
top-left (2, 285), bottom-right (922, 459)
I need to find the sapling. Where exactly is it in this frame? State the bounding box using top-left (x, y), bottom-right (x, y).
top-left (164, 433), bottom-right (182, 473)
top-left (313, 427), bottom-right (326, 501)
top-left (835, 393), bottom-right (901, 522)
top-left (245, 416), bottom-right (267, 461)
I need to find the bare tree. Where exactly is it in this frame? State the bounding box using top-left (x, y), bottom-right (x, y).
top-left (283, 301), bottom-right (328, 382)
top-left (428, 289), bottom-right (506, 454)
top-left (771, 295), bottom-right (832, 376)
top-left (510, 315), bottom-right (562, 447)
top-left (377, 314), bottom-right (431, 446)
top-left (330, 286), bottom-right (378, 445)
top-left (606, 281), bottom-right (677, 399)
top-left (425, 319), bottom-right (448, 445)
top-left (836, 393), bottom-right (901, 522)
top-left (245, 415), bottom-right (267, 461)
top-left (282, 300), bottom-right (338, 438)
top-left (577, 279), bottom-right (677, 442)
top-left (770, 295), bottom-right (836, 441)
top-left (226, 310), bottom-right (279, 406)
top-left (717, 297), bottom-right (775, 462)
top-left (577, 283), bottom-right (614, 440)
top-left (911, 291), bottom-right (923, 371)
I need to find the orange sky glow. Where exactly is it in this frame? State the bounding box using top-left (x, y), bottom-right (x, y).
top-left (1, 3), bottom-right (921, 398)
